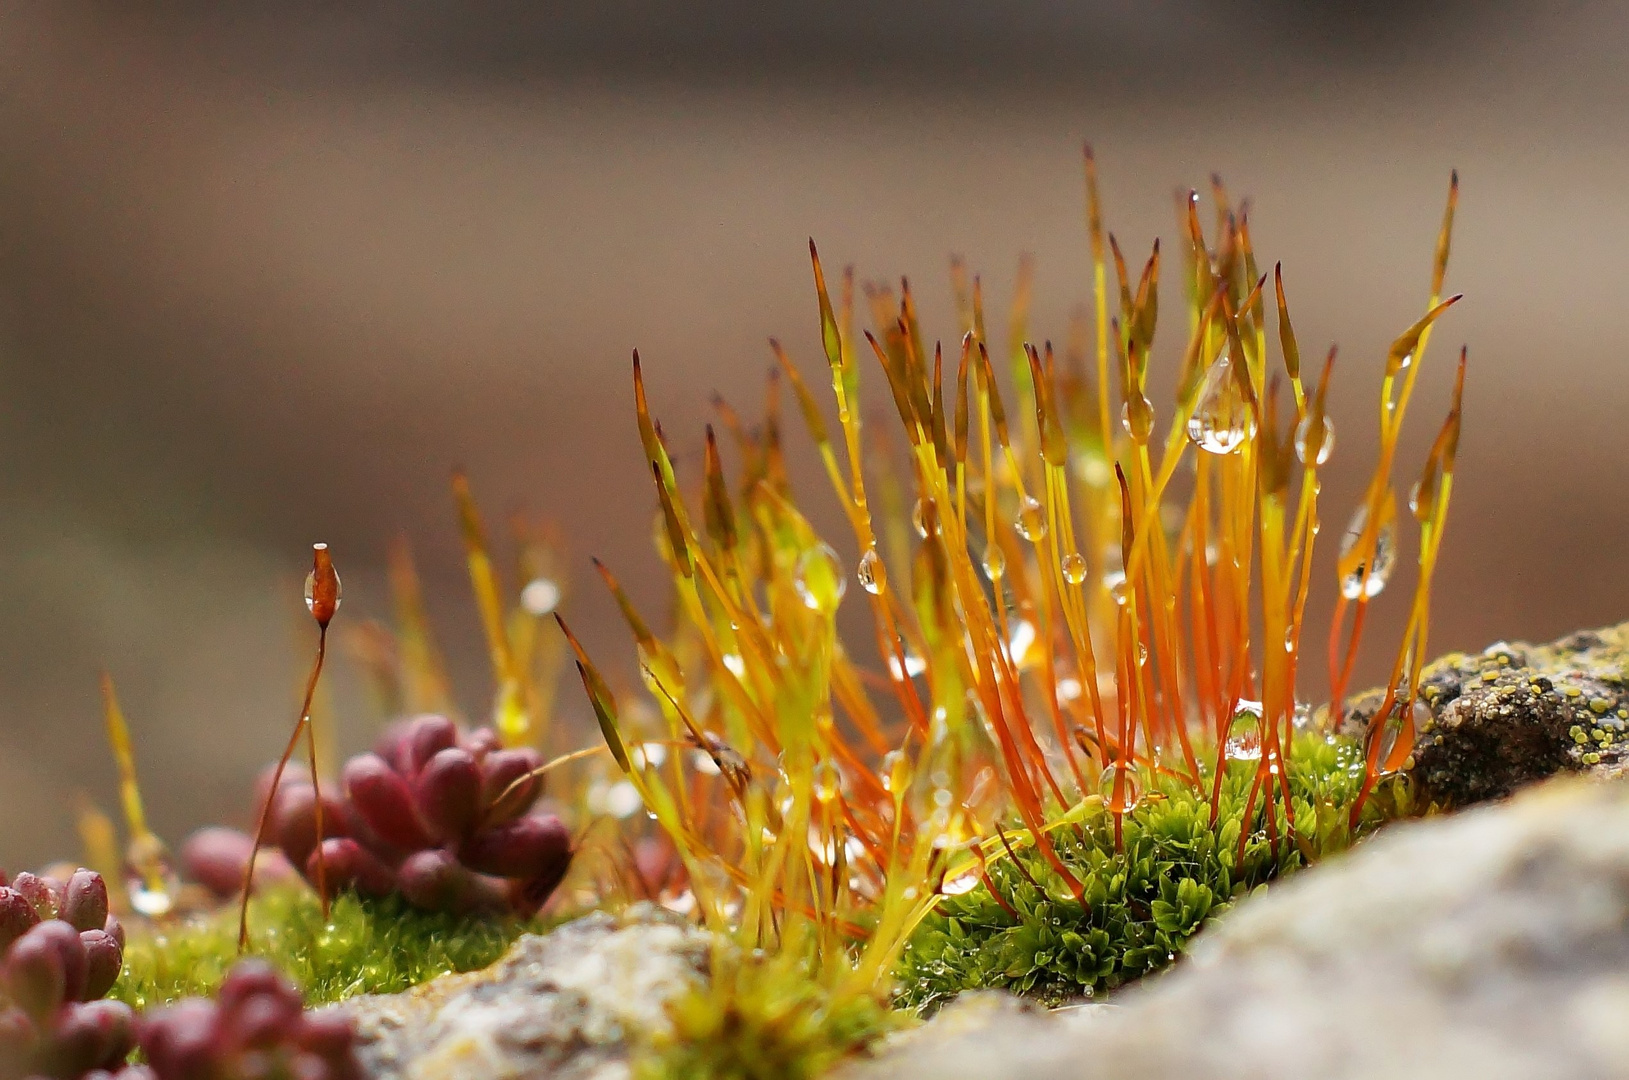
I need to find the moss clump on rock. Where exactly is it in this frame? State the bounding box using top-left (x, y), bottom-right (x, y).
top-left (896, 732), bottom-right (1384, 1012)
top-left (114, 887), bottom-right (539, 1009)
top-left (637, 945), bottom-right (906, 1080)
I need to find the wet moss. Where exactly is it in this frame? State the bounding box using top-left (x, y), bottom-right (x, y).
top-left (895, 732), bottom-right (1383, 1013)
top-left (113, 887), bottom-right (540, 1009)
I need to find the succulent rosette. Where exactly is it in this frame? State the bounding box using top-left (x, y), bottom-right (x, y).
top-left (135, 961), bottom-right (357, 1080)
top-left (0, 869), bottom-right (134, 1080)
top-left (205, 715), bottom-right (570, 917)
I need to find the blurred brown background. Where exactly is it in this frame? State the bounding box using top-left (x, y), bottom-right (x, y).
top-left (2, 2), bottom-right (1625, 870)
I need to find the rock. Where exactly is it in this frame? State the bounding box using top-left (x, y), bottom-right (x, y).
top-left (1341, 621), bottom-right (1629, 806)
top-left (338, 905), bottom-right (711, 1080)
top-left (848, 777), bottom-right (1629, 1080)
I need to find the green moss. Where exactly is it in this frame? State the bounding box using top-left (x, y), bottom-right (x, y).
top-left (114, 889), bottom-right (539, 1009)
top-left (896, 732), bottom-right (1386, 1012)
top-left (636, 947), bottom-right (906, 1080)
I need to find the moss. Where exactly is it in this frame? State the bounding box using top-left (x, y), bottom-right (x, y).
top-left (113, 888), bottom-right (540, 1009)
top-left (635, 947), bottom-right (906, 1080)
top-left (895, 732), bottom-right (1384, 1012)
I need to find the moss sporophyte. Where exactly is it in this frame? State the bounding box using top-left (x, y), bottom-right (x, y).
top-left (564, 148), bottom-right (1467, 1014)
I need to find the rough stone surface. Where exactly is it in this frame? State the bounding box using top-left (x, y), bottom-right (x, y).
top-left (1341, 621), bottom-right (1629, 806)
top-left (337, 905), bottom-right (711, 1080)
top-left (846, 777), bottom-right (1629, 1080)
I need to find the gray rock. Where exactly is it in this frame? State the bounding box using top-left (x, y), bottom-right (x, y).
top-left (847, 777), bottom-right (1629, 1080)
top-left (1340, 621), bottom-right (1629, 807)
top-left (338, 905), bottom-right (711, 1080)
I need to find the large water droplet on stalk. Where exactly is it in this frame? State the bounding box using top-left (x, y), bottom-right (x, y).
top-left (519, 577), bottom-right (561, 616)
top-left (882, 749), bottom-right (913, 795)
top-left (813, 760), bottom-right (840, 804)
top-left (912, 498), bottom-right (938, 539)
top-left (1007, 619), bottom-right (1037, 667)
top-left (1293, 412), bottom-right (1335, 467)
top-left (1061, 552), bottom-right (1088, 584)
top-left (939, 867), bottom-right (983, 896)
top-left (794, 542), bottom-right (847, 611)
top-left (888, 651), bottom-right (928, 679)
top-left (1226, 700), bottom-right (1264, 761)
top-left (1016, 497), bottom-right (1048, 541)
top-left (856, 547), bottom-right (886, 594)
top-left (1104, 570), bottom-right (1128, 606)
top-left (1186, 352), bottom-right (1256, 454)
top-left (1338, 506), bottom-right (1398, 600)
top-left (982, 545), bottom-right (1006, 582)
top-left (304, 567), bottom-right (342, 615)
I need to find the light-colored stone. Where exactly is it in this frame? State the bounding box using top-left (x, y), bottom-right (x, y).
top-left (848, 777), bottom-right (1629, 1080)
top-left (338, 905), bottom-right (711, 1080)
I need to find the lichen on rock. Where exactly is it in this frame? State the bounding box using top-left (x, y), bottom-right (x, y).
top-left (340, 905), bottom-right (711, 1080)
top-left (1342, 620), bottom-right (1629, 807)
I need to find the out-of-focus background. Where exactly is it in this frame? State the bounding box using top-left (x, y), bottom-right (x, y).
top-left (2, 2), bottom-right (1625, 869)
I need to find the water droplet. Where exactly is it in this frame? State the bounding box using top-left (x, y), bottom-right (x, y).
top-left (605, 780), bottom-right (644, 818)
top-left (1007, 619), bottom-right (1037, 667)
top-left (939, 868), bottom-right (983, 896)
top-left (1104, 570), bottom-right (1128, 605)
top-left (1338, 505), bottom-right (1398, 600)
top-left (856, 547), bottom-right (887, 594)
top-left (1293, 412), bottom-right (1335, 467)
top-left (1055, 676), bottom-right (1083, 704)
top-left (1136, 642), bottom-right (1149, 666)
top-left (982, 545), bottom-right (1006, 581)
top-left (912, 498), bottom-right (938, 538)
top-left (1226, 700), bottom-right (1265, 760)
top-left (519, 577), bottom-right (561, 616)
top-left (1061, 552), bottom-right (1088, 584)
top-left (794, 542), bottom-right (847, 611)
top-left (721, 652), bottom-right (746, 677)
top-left (1186, 352), bottom-right (1256, 455)
top-left (813, 760), bottom-right (840, 803)
top-left (128, 878), bottom-right (176, 918)
top-left (1284, 626), bottom-right (1297, 653)
top-left (888, 651), bottom-right (928, 679)
top-left (882, 750), bottom-right (913, 795)
top-left (1292, 702), bottom-right (1315, 732)
top-left (304, 566), bottom-right (342, 615)
top-left (1016, 497), bottom-right (1048, 541)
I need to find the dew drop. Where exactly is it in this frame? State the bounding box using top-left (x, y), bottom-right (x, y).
top-left (888, 651), bottom-right (928, 679)
top-left (982, 545), bottom-right (1007, 582)
top-left (1293, 412), bottom-right (1335, 467)
top-left (1061, 552), bottom-right (1088, 584)
top-left (1186, 352), bottom-right (1256, 455)
top-left (1007, 619), bottom-right (1037, 667)
top-left (304, 566), bottom-right (342, 616)
top-left (813, 760), bottom-right (840, 804)
top-left (520, 577), bottom-right (561, 616)
top-left (1016, 497), bottom-right (1048, 541)
top-left (794, 542), bottom-right (848, 612)
top-left (1292, 702), bottom-right (1315, 732)
top-left (939, 868), bottom-right (983, 896)
top-left (1226, 699), bottom-right (1264, 761)
top-left (1338, 505), bottom-right (1398, 600)
top-left (1136, 642), bottom-right (1149, 666)
top-left (1104, 570), bottom-right (1128, 606)
top-left (912, 498), bottom-right (938, 539)
top-left (856, 547), bottom-right (887, 594)
top-left (1055, 676), bottom-right (1083, 704)
top-left (1284, 626), bottom-right (1297, 653)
